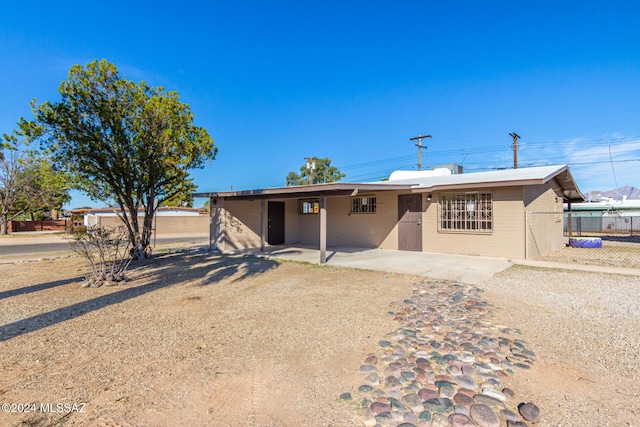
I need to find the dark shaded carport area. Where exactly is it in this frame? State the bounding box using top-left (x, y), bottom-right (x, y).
top-left (195, 182), bottom-right (515, 285)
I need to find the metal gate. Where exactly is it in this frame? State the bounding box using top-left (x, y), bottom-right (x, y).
top-left (398, 195), bottom-right (422, 251)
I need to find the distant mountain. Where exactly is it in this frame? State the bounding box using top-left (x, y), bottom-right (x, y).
top-left (602, 186), bottom-right (640, 200)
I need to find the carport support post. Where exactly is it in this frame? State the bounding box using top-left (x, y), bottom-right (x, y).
top-left (209, 196), bottom-right (214, 252)
top-left (320, 196), bottom-right (327, 264)
top-left (567, 201), bottom-right (573, 239)
top-left (260, 200), bottom-right (266, 253)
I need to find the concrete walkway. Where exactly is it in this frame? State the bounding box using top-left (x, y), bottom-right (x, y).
top-left (255, 245), bottom-right (640, 284)
top-left (256, 246), bottom-right (513, 284)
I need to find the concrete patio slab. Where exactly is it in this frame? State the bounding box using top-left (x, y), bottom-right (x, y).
top-left (255, 246), bottom-right (514, 284)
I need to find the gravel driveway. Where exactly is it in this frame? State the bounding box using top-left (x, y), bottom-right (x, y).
top-left (479, 266), bottom-right (640, 426)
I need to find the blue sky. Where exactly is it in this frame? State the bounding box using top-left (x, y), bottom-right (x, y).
top-left (2, 1), bottom-right (639, 208)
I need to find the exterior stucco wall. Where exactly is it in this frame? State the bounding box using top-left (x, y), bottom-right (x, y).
top-left (327, 192), bottom-right (402, 248)
top-left (298, 206), bottom-right (319, 244)
top-left (216, 200), bottom-right (262, 252)
top-left (215, 193), bottom-right (405, 251)
top-left (284, 200), bottom-right (299, 244)
top-left (291, 192), bottom-right (402, 248)
top-left (213, 184), bottom-right (565, 259)
top-left (523, 181), bottom-right (563, 211)
top-left (96, 215), bottom-right (209, 236)
top-left (524, 181), bottom-right (566, 258)
top-left (422, 186), bottom-right (526, 259)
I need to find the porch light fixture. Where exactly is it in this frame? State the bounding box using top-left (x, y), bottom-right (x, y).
top-left (427, 195), bottom-right (432, 201)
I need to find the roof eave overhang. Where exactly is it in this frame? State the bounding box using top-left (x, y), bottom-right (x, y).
top-left (551, 167), bottom-right (586, 203)
top-left (410, 178), bottom-right (546, 193)
top-left (193, 182), bottom-right (415, 201)
top-left (193, 165), bottom-right (586, 203)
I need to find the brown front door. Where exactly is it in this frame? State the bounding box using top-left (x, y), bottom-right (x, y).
top-left (268, 201), bottom-right (285, 245)
top-left (398, 194), bottom-right (422, 251)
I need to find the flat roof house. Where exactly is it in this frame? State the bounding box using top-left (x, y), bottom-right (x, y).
top-left (194, 164), bottom-right (584, 262)
top-left (70, 207), bottom-right (209, 236)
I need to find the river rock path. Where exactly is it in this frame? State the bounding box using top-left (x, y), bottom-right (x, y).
top-left (341, 279), bottom-right (541, 427)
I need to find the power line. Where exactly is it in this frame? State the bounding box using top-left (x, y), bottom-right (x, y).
top-left (516, 147), bottom-right (640, 165)
top-left (463, 158), bottom-right (640, 172)
top-left (459, 149), bottom-right (470, 165)
top-left (333, 134), bottom-right (640, 182)
top-left (335, 135), bottom-right (640, 172)
top-left (607, 140), bottom-right (619, 188)
top-left (344, 156), bottom-right (640, 182)
top-left (568, 158), bottom-right (640, 166)
top-left (341, 154), bottom-right (417, 170)
top-left (342, 157), bottom-right (640, 183)
top-left (524, 135), bottom-right (640, 145)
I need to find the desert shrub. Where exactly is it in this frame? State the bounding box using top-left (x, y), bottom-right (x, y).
top-left (67, 225), bottom-right (133, 287)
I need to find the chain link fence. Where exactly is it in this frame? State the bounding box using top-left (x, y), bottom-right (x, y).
top-left (526, 212), bottom-right (640, 269)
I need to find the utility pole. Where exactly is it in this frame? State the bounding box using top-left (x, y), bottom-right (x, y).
top-left (409, 134), bottom-right (432, 171)
top-left (305, 157), bottom-right (316, 185)
top-left (509, 132), bottom-right (520, 169)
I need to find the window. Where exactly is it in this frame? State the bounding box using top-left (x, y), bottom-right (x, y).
top-left (351, 196), bottom-right (376, 214)
top-left (439, 193), bottom-right (492, 232)
top-left (299, 199), bottom-right (319, 215)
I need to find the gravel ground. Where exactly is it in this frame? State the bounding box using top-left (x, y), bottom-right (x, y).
top-left (536, 241), bottom-right (640, 269)
top-left (479, 266), bottom-right (640, 426)
top-left (0, 250), bottom-right (638, 426)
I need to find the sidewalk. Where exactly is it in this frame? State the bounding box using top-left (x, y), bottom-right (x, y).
top-left (0, 233), bottom-right (67, 246)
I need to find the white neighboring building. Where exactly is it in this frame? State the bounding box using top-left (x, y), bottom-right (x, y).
top-left (74, 207), bottom-right (204, 227)
top-left (568, 196), bottom-right (640, 216)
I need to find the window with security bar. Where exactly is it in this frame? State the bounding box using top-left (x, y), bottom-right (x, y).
top-left (350, 196), bottom-right (377, 214)
top-left (439, 193), bottom-right (492, 232)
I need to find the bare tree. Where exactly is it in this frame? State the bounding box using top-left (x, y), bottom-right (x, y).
top-left (67, 226), bottom-right (133, 287)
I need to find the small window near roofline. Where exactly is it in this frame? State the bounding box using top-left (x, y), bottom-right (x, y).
top-left (299, 199), bottom-right (319, 215)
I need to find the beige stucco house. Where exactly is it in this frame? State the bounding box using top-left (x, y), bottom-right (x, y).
top-left (194, 165), bottom-right (584, 262)
top-left (71, 207), bottom-right (209, 236)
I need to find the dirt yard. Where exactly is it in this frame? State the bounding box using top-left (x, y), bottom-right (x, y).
top-left (1, 250), bottom-right (417, 427)
top-left (1, 249), bottom-right (638, 426)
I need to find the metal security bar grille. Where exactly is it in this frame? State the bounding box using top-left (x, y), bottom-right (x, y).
top-left (350, 196), bottom-right (377, 213)
top-left (439, 193), bottom-right (492, 232)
